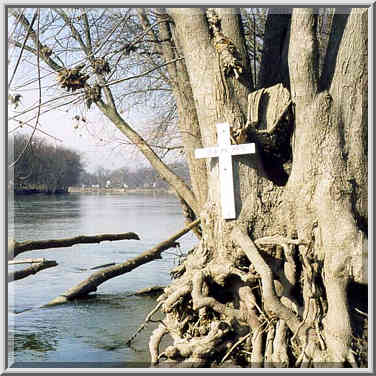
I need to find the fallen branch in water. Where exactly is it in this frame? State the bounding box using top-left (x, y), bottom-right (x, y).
top-left (8, 232), bottom-right (140, 260)
top-left (127, 285), bottom-right (165, 297)
top-left (90, 262), bottom-right (116, 270)
top-left (8, 259), bottom-right (58, 282)
top-left (8, 257), bottom-right (46, 265)
top-left (44, 219), bottom-right (200, 307)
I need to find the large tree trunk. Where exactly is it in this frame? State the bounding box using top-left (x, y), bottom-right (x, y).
top-left (280, 7), bottom-right (367, 364)
top-left (151, 7), bottom-right (368, 367)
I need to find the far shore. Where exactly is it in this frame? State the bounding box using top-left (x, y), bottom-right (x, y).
top-left (11, 186), bottom-right (176, 196)
top-left (68, 186), bottom-right (176, 195)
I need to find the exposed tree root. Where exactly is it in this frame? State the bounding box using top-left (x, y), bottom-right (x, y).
top-left (272, 320), bottom-right (289, 366)
top-left (231, 226), bottom-right (302, 333)
top-left (134, 221), bottom-right (366, 368)
top-left (150, 324), bottom-right (168, 365)
top-left (161, 282), bottom-right (192, 313)
top-left (159, 320), bottom-right (231, 367)
top-left (250, 326), bottom-right (264, 366)
top-left (264, 322), bottom-right (275, 366)
top-left (191, 269), bottom-right (244, 321)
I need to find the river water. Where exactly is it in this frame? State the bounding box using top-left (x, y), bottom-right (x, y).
top-left (8, 193), bottom-right (197, 368)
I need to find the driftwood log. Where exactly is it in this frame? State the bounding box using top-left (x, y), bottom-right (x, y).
top-left (8, 258), bottom-right (47, 265)
top-left (8, 232), bottom-right (140, 260)
top-left (8, 259), bottom-right (58, 282)
top-left (131, 286), bottom-right (165, 296)
top-left (44, 219), bottom-right (200, 306)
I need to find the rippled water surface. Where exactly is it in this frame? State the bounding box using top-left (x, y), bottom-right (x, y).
top-left (8, 193), bottom-right (197, 367)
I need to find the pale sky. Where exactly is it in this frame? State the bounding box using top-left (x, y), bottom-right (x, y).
top-left (8, 87), bottom-right (153, 173)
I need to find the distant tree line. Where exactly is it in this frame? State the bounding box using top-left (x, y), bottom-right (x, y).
top-left (9, 134), bottom-right (83, 194)
top-left (79, 162), bottom-right (190, 190)
top-left (9, 133), bottom-right (190, 194)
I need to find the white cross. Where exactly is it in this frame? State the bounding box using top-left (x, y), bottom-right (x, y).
top-left (195, 123), bottom-right (255, 219)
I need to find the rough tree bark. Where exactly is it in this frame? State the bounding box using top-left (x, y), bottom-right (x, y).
top-left (145, 7), bottom-right (368, 368)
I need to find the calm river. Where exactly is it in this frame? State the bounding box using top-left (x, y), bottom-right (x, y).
top-left (8, 192), bottom-right (197, 367)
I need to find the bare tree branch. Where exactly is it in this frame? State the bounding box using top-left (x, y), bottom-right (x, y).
top-left (8, 91), bottom-right (80, 122)
top-left (9, 119), bottom-right (63, 142)
top-left (103, 57), bottom-right (184, 88)
top-left (9, 8), bottom-right (64, 72)
top-left (82, 11), bottom-right (93, 52)
top-left (9, 9), bottom-right (42, 169)
top-left (8, 10), bottom-right (38, 89)
top-left (54, 9), bottom-right (90, 56)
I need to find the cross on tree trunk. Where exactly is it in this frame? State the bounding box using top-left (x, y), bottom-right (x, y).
top-left (195, 123), bottom-right (255, 219)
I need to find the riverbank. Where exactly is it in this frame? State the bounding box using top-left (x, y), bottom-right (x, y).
top-left (14, 188), bottom-right (68, 195)
top-left (68, 186), bottom-right (175, 195)
top-left (12, 186), bottom-right (175, 196)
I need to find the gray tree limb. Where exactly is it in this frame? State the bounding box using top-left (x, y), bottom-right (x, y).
top-left (8, 232), bottom-right (140, 260)
top-left (9, 260), bottom-right (58, 282)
